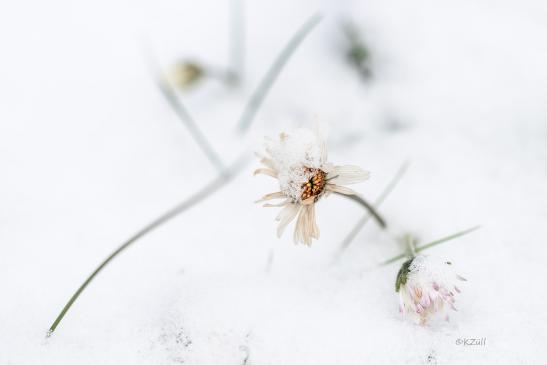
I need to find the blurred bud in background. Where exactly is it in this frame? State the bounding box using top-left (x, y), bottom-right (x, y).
top-left (342, 21), bottom-right (372, 81)
top-left (167, 60), bottom-right (204, 90)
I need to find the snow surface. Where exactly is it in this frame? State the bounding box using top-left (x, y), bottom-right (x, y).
top-left (1, 0), bottom-right (547, 363)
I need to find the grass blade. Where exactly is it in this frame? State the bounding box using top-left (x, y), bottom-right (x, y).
top-left (142, 43), bottom-right (225, 172)
top-left (415, 226), bottom-right (481, 253)
top-left (379, 225), bottom-right (481, 266)
top-left (229, 0), bottom-right (245, 84)
top-left (155, 78), bottom-right (226, 172)
top-left (336, 162), bottom-right (409, 256)
top-left (47, 153), bottom-right (249, 336)
top-left (380, 253), bottom-right (407, 266)
top-left (237, 13), bottom-right (322, 133)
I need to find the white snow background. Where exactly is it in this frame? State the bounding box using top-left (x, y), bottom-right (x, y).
top-left (1, 0), bottom-right (547, 363)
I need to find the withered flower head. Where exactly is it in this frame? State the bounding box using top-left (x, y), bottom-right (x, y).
top-left (255, 127), bottom-right (369, 245)
top-left (396, 254), bottom-right (466, 325)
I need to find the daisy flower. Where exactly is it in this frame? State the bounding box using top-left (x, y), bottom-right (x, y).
top-left (396, 254), bottom-right (466, 325)
top-left (254, 127), bottom-right (370, 245)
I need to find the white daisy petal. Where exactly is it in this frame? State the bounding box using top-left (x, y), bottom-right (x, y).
top-left (255, 191), bottom-right (285, 203)
top-left (327, 165), bottom-right (370, 185)
top-left (293, 205), bottom-right (319, 245)
top-left (325, 184), bottom-right (359, 196)
top-left (276, 203), bottom-right (300, 238)
top-left (264, 198), bottom-right (291, 208)
top-left (319, 135), bottom-right (328, 164)
top-left (301, 196), bottom-right (315, 205)
top-left (261, 157), bottom-right (276, 170)
top-left (321, 162), bottom-right (335, 174)
top-left (308, 203), bottom-right (319, 239)
top-left (253, 168), bottom-right (278, 178)
top-left (293, 207), bottom-right (309, 245)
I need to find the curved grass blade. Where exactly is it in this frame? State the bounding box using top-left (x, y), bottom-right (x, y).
top-left (336, 161), bottom-right (409, 256)
top-left (333, 192), bottom-right (387, 229)
top-left (47, 153), bottom-right (250, 336)
top-left (228, 0), bottom-right (245, 84)
top-left (379, 225), bottom-right (481, 266)
top-left (414, 225), bottom-right (481, 254)
top-left (143, 44), bottom-right (225, 172)
top-left (237, 13), bottom-right (322, 133)
top-left (156, 79), bottom-right (225, 172)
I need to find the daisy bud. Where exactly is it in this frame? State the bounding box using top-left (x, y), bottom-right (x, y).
top-left (254, 127), bottom-right (370, 245)
top-left (167, 61), bottom-right (203, 89)
top-left (343, 21), bottom-right (372, 80)
top-left (396, 254), bottom-right (466, 325)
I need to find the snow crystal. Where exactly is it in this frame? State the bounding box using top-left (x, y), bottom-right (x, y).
top-left (407, 255), bottom-right (461, 288)
top-left (264, 127), bottom-right (327, 201)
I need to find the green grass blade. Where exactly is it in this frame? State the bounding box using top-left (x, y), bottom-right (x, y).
top-left (237, 13), bottom-right (322, 133)
top-left (47, 153), bottom-right (249, 336)
top-left (415, 225), bottom-right (481, 253)
top-left (380, 225), bottom-right (481, 266)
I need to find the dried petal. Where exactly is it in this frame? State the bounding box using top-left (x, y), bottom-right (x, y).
top-left (327, 165), bottom-right (370, 185)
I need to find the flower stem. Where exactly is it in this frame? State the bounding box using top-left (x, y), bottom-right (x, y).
top-left (336, 162), bottom-right (409, 255)
top-left (47, 153), bottom-right (249, 337)
top-left (380, 225), bottom-right (481, 266)
top-left (237, 13), bottom-right (322, 133)
top-left (404, 234), bottom-right (417, 257)
top-left (334, 192), bottom-right (387, 229)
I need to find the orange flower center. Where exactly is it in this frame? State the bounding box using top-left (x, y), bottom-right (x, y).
top-left (300, 168), bottom-right (327, 201)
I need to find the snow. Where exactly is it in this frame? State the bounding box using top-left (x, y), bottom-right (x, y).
top-left (263, 127), bottom-right (325, 201)
top-left (1, 0), bottom-right (547, 363)
top-left (406, 255), bottom-right (462, 288)
top-left (397, 254), bottom-right (466, 324)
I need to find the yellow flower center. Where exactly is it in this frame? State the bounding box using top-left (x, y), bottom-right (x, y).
top-left (300, 168), bottom-right (327, 202)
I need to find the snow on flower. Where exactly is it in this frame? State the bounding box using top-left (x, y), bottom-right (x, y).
top-left (254, 127), bottom-right (370, 245)
top-left (396, 254), bottom-right (466, 325)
